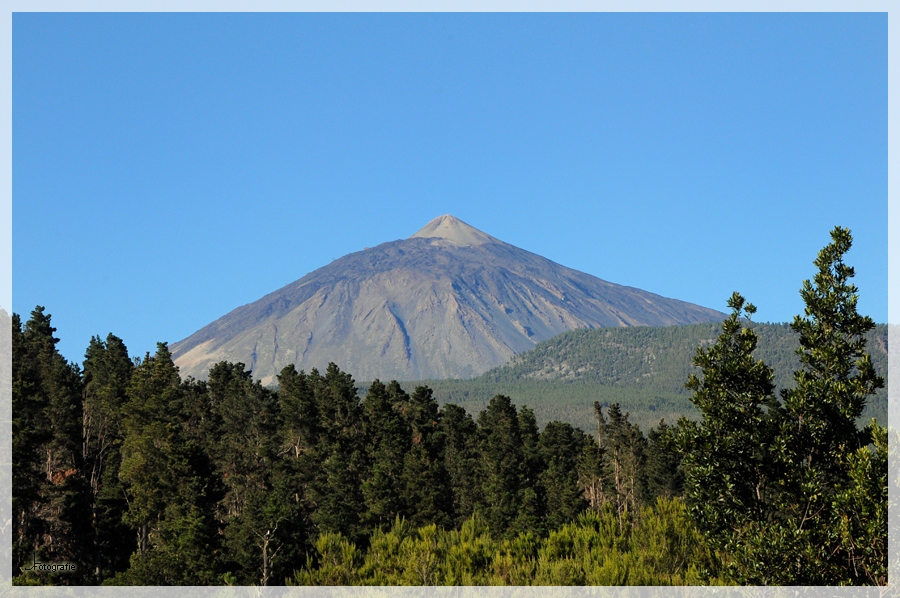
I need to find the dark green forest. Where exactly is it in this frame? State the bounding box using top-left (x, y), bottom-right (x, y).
top-left (409, 321), bottom-right (887, 432)
top-left (9, 227), bottom-right (888, 586)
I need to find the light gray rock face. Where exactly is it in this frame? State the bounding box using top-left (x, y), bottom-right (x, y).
top-left (171, 215), bottom-right (724, 384)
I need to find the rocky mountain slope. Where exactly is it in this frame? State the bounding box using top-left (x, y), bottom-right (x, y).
top-left (171, 215), bottom-right (725, 384)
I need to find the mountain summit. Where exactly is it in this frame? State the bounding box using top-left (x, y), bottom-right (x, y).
top-left (410, 214), bottom-right (498, 246)
top-left (171, 216), bottom-right (724, 384)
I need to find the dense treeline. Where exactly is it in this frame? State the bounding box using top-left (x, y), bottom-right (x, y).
top-left (10, 309), bottom-right (690, 585)
top-left (10, 227), bottom-right (887, 586)
top-left (402, 379), bottom-right (694, 433)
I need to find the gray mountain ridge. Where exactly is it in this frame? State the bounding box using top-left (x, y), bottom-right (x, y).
top-left (171, 215), bottom-right (725, 384)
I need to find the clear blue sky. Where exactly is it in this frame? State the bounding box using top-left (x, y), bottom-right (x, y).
top-left (13, 12), bottom-right (887, 366)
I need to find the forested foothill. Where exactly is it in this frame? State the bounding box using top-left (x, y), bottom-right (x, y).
top-left (10, 227), bottom-right (888, 586)
top-left (414, 319), bottom-right (887, 433)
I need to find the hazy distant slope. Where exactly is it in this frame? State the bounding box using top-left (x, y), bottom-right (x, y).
top-left (171, 215), bottom-right (724, 384)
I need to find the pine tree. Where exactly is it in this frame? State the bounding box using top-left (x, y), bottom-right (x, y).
top-left (642, 420), bottom-right (683, 501)
top-left (538, 421), bottom-right (588, 530)
top-left (206, 361), bottom-right (278, 520)
top-left (677, 293), bottom-right (781, 543)
top-left (439, 403), bottom-right (481, 527)
top-left (511, 406), bottom-right (545, 536)
top-left (595, 402), bottom-right (647, 525)
top-left (306, 364), bottom-right (367, 543)
top-left (778, 226), bottom-right (883, 502)
top-left (12, 307), bottom-right (90, 583)
top-left (576, 426), bottom-right (606, 512)
top-left (81, 334), bottom-right (134, 581)
top-left (764, 226), bottom-right (886, 584)
top-left (276, 364), bottom-right (320, 462)
top-left (398, 385), bottom-right (451, 529)
top-left (113, 343), bottom-right (219, 584)
top-left (272, 364), bottom-right (321, 568)
top-left (361, 380), bottom-right (411, 529)
top-left (198, 360), bottom-right (300, 586)
top-left (12, 312), bottom-right (44, 574)
top-left (476, 395), bottom-right (524, 538)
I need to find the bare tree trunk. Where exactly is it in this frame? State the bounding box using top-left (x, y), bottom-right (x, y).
top-left (613, 449), bottom-right (623, 526)
top-left (261, 533), bottom-right (269, 587)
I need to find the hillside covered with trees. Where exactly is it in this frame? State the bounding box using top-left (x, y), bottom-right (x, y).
top-left (412, 320), bottom-right (887, 432)
top-left (10, 228), bottom-right (887, 586)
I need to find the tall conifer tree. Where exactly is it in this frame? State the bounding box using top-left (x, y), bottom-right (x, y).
top-left (274, 364), bottom-right (320, 544)
top-left (12, 307), bottom-right (89, 582)
top-left (113, 343), bottom-right (219, 584)
top-left (539, 421), bottom-right (588, 530)
top-left (677, 293), bottom-right (781, 542)
top-left (398, 385), bottom-right (451, 529)
top-left (307, 364), bottom-right (366, 543)
top-left (361, 380), bottom-right (411, 529)
top-left (439, 403), bottom-right (481, 527)
top-left (511, 406), bottom-right (545, 536)
top-left (765, 227), bottom-right (885, 584)
top-left (595, 403), bottom-right (647, 525)
top-left (81, 334), bottom-right (134, 581)
top-left (477, 395), bottom-right (524, 538)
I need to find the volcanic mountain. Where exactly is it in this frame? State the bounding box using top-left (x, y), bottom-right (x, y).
top-left (171, 215), bottom-right (724, 384)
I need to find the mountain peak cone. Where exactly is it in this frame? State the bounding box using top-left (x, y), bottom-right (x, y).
top-left (171, 215), bottom-right (725, 384)
top-left (410, 214), bottom-right (498, 246)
